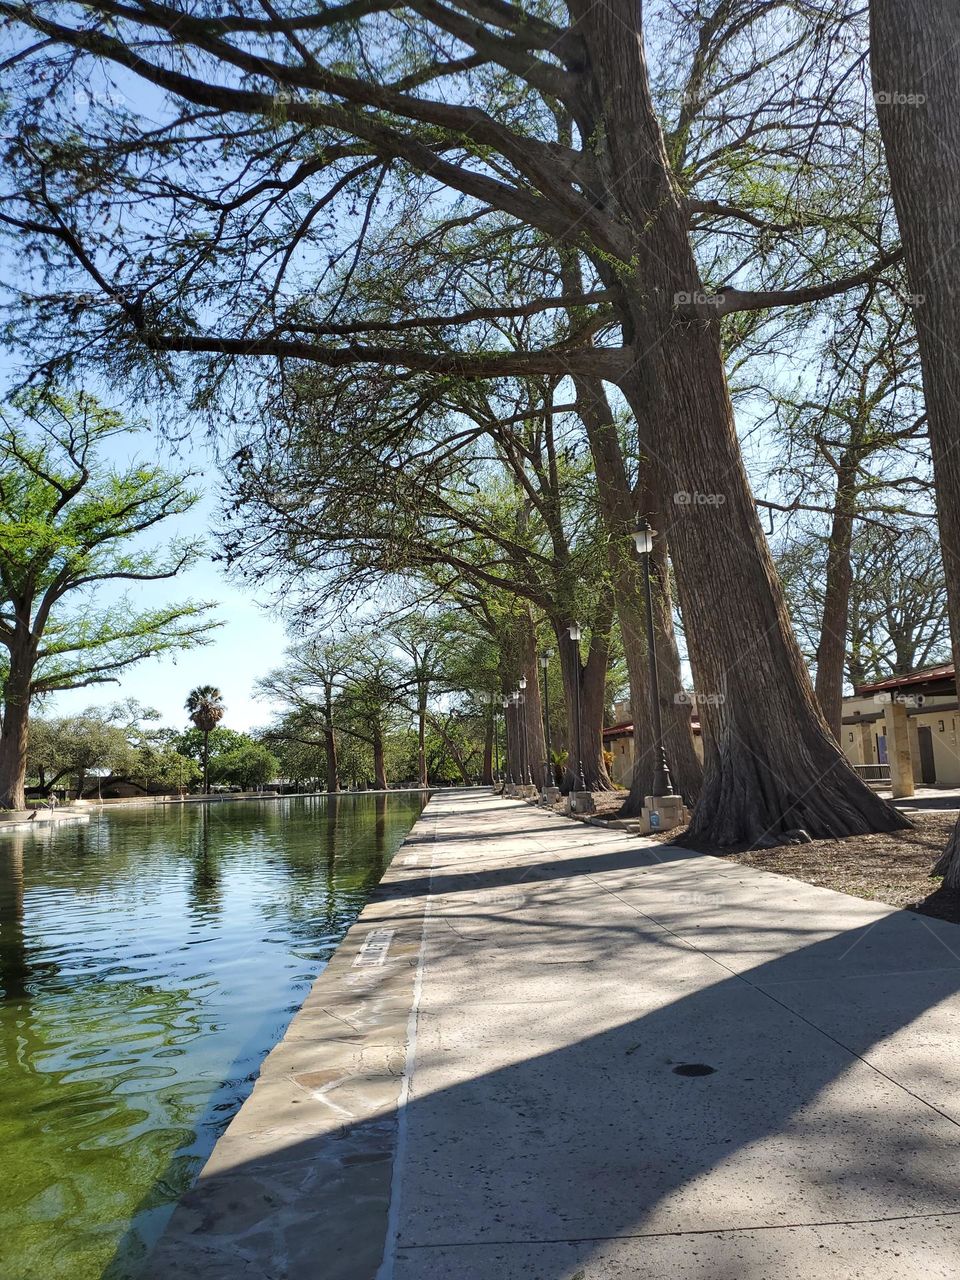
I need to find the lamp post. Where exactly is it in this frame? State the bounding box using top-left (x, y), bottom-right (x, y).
top-left (567, 623), bottom-right (586, 792)
top-left (515, 694), bottom-right (524, 786)
top-left (632, 518), bottom-right (675, 797)
top-left (539, 649), bottom-right (554, 789)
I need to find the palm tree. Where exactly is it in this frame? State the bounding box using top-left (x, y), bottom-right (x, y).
top-left (185, 685), bottom-right (225, 795)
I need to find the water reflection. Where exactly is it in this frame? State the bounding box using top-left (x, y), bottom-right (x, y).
top-left (0, 839), bottom-right (29, 1001)
top-left (187, 808), bottom-right (221, 922)
top-left (0, 793), bottom-right (424, 1280)
top-left (375, 792), bottom-right (387, 854)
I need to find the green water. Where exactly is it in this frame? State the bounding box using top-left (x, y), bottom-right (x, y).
top-left (0, 793), bottom-right (425, 1280)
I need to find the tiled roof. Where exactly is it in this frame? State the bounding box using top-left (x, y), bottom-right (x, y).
top-left (855, 663), bottom-right (955, 695)
top-left (602, 718), bottom-right (702, 737)
top-left (601, 721), bottom-right (633, 737)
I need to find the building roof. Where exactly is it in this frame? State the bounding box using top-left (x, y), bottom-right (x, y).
top-left (855, 663), bottom-right (955, 696)
top-left (603, 717), bottom-right (701, 738)
top-left (601, 720), bottom-right (634, 738)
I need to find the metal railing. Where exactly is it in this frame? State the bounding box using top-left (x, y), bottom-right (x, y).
top-left (853, 763), bottom-right (891, 785)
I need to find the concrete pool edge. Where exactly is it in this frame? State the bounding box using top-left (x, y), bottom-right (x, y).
top-left (142, 791), bottom-right (438, 1280)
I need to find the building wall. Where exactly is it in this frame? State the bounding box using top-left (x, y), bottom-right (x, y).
top-left (603, 727), bottom-right (704, 788)
top-left (607, 734), bottom-right (633, 788)
top-left (841, 693), bottom-right (960, 788)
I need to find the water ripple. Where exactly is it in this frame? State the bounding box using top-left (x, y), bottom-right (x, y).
top-left (0, 793), bottom-right (423, 1280)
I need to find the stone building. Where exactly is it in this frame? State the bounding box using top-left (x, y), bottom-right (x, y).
top-left (605, 666), bottom-right (960, 798)
top-left (602, 699), bottom-right (704, 790)
top-left (840, 664), bottom-right (960, 792)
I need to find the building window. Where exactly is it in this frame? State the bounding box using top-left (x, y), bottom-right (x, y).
top-left (939, 720), bottom-right (945, 732)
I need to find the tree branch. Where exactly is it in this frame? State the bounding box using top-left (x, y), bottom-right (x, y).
top-left (142, 331), bottom-right (631, 380)
top-left (276, 289), bottom-right (612, 338)
top-left (681, 248), bottom-right (904, 317)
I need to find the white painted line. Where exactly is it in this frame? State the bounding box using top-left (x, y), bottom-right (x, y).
top-left (377, 806), bottom-right (438, 1280)
top-left (353, 928), bottom-right (395, 967)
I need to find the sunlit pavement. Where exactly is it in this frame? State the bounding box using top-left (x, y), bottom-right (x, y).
top-left (888, 786), bottom-right (960, 812)
top-left (147, 789), bottom-right (960, 1279)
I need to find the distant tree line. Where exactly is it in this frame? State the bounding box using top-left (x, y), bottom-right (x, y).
top-left (23, 704), bottom-right (285, 799)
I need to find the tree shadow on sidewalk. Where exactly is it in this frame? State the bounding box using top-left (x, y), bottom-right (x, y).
top-left (141, 876), bottom-right (960, 1280)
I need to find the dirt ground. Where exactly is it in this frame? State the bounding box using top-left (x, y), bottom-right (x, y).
top-left (554, 790), bottom-right (960, 924)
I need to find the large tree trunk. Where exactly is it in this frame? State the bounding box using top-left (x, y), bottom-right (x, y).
top-left (814, 460), bottom-right (857, 740)
top-left (520, 608), bottom-right (548, 788)
top-left (502, 695), bottom-right (516, 784)
top-left (558, 244), bottom-right (701, 810)
top-left (202, 729), bottom-right (210, 795)
top-left (553, 599), bottom-right (615, 793)
top-left (481, 712), bottom-right (494, 785)
top-left (373, 730), bottom-right (387, 790)
top-left (324, 688), bottom-right (340, 792)
top-left (324, 726), bottom-right (340, 793)
top-left (417, 688), bottom-right (428, 788)
top-left (567, 0), bottom-right (907, 843)
top-left (513, 693), bottom-right (534, 786)
top-left (572, 374), bottom-right (703, 810)
top-left (0, 647), bottom-right (31, 811)
top-left (871, 0), bottom-right (960, 880)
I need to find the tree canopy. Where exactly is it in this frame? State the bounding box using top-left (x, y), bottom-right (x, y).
top-left (0, 391), bottom-right (217, 807)
top-left (1, 0), bottom-right (955, 856)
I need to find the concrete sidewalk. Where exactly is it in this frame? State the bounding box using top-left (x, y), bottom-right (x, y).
top-left (147, 789), bottom-right (960, 1279)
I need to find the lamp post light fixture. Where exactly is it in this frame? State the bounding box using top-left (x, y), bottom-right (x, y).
top-left (539, 649), bottom-right (554, 790)
top-left (511, 690), bottom-right (519, 784)
top-left (567, 623), bottom-right (587, 792)
top-left (632, 517), bottom-right (675, 798)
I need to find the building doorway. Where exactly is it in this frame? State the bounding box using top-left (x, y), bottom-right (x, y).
top-left (917, 725), bottom-right (937, 785)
